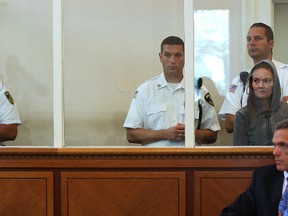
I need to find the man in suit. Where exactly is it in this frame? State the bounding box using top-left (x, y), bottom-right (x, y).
top-left (220, 119), bottom-right (288, 216)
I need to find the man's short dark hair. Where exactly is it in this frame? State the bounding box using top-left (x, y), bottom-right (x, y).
top-left (274, 119), bottom-right (288, 131)
top-left (250, 22), bottom-right (274, 41)
top-left (161, 36), bottom-right (184, 52)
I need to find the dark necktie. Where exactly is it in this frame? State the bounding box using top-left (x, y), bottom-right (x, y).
top-left (279, 177), bottom-right (288, 216)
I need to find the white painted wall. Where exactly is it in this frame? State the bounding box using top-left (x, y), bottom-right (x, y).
top-left (274, 3), bottom-right (288, 63)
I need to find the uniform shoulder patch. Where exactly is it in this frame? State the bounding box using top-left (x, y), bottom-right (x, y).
top-left (4, 91), bottom-right (14, 105)
top-left (204, 92), bottom-right (214, 106)
top-left (229, 84), bottom-right (237, 93)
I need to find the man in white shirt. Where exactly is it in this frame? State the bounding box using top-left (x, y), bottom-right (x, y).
top-left (219, 23), bottom-right (288, 133)
top-left (0, 80), bottom-right (21, 145)
top-left (123, 36), bottom-right (220, 146)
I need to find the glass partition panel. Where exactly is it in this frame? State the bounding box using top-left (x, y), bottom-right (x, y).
top-left (0, 0), bottom-right (276, 148)
top-left (0, 0), bottom-right (53, 146)
top-left (194, 0), bottom-right (242, 146)
top-left (63, 0), bottom-right (184, 146)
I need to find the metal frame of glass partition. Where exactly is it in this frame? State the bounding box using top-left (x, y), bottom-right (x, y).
top-left (51, 0), bottom-right (275, 148)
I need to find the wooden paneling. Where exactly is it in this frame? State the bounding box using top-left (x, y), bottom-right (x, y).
top-left (61, 172), bottom-right (186, 216)
top-left (0, 172), bottom-right (53, 216)
top-left (0, 147), bottom-right (275, 216)
top-left (194, 171), bottom-right (253, 216)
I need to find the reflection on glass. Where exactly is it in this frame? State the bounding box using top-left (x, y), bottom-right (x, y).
top-left (0, 1), bottom-right (53, 146)
top-left (193, 0), bottom-right (242, 146)
top-left (194, 10), bottom-right (228, 96)
top-left (63, 0), bottom-right (184, 146)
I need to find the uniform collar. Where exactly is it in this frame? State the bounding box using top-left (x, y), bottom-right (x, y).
top-left (272, 59), bottom-right (287, 69)
top-left (156, 72), bottom-right (185, 90)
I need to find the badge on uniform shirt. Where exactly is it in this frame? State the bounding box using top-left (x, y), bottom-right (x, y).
top-left (5, 91), bottom-right (14, 105)
top-left (229, 84), bottom-right (237, 93)
top-left (204, 92), bottom-right (214, 106)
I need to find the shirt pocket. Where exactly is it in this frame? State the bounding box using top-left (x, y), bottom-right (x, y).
top-left (145, 104), bottom-right (167, 129)
top-left (146, 103), bottom-right (167, 116)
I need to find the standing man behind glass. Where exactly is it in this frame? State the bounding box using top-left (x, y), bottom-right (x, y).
top-left (123, 36), bottom-right (220, 146)
top-left (219, 23), bottom-right (288, 133)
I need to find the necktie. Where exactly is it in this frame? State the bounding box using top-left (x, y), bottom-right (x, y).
top-left (279, 177), bottom-right (288, 216)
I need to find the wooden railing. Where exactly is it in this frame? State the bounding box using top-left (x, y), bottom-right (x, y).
top-left (0, 147), bottom-right (274, 216)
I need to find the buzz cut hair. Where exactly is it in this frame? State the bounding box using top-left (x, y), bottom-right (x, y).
top-left (274, 119), bottom-right (288, 132)
top-left (160, 36), bottom-right (184, 53)
top-left (250, 22), bottom-right (274, 41)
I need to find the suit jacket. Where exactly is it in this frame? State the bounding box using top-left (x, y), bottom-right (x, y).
top-left (220, 165), bottom-right (283, 216)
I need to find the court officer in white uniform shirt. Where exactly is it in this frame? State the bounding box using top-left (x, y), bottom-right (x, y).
top-left (123, 36), bottom-right (220, 146)
top-left (0, 80), bottom-right (21, 146)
